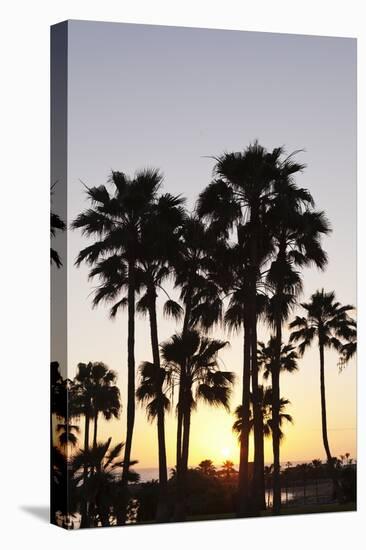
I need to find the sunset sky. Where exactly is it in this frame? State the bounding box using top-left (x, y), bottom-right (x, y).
top-left (56, 21), bottom-right (356, 469)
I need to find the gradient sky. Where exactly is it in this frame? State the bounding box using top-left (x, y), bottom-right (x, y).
top-left (61, 20), bottom-right (356, 469)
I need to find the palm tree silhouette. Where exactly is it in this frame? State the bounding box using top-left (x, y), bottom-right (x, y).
top-left (290, 290), bottom-right (355, 464)
top-left (161, 329), bottom-right (234, 519)
top-left (258, 338), bottom-right (299, 381)
top-left (133, 191), bottom-right (185, 520)
top-left (90, 364), bottom-right (120, 449)
top-left (136, 359), bottom-right (172, 519)
top-left (232, 386), bottom-right (293, 444)
top-left (73, 362), bottom-right (121, 526)
top-left (198, 142), bottom-right (296, 514)
top-left (72, 438), bottom-right (139, 527)
top-left (266, 173), bottom-right (330, 513)
top-left (72, 169), bottom-right (164, 516)
top-left (168, 216), bottom-right (226, 516)
top-left (51, 363), bottom-right (80, 449)
top-left (197, 459), bottom-right (217, 477)
top-left (219, 460), bottom-right (237, 480)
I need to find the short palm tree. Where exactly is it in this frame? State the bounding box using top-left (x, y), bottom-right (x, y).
top-left (161, 329), bottom-right (234, 519)
top-left (197, 459), bottom-right (217, 477)
top-left (72, 438), bottom-right (139, 527)
top-left (51, 364), bottom-right (80, 449)
top-left (232, 387), bottom-right (293, 443)
top-left (233, 386), bottom-right (292, 510)
top-left (73, 362), bottom-right (121, 527)
top-left (90, 364), bottom-right (120, 449)
top-left (289, 289), bottom-right (356, 464)
top-left (257, 338), bottom-right (299, 381)
top-left (219, 460), bottom-right (237, 480)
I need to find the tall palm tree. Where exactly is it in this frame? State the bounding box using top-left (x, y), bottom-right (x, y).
top-left (161, 329), bottom-right (235, 519)
top-left (84, 188), bottom-right (185, 521)
top-left (133, 192), bottom-right (185, 520)
top-left (289, 290), bottom-right (356, 467)
top-left (266, 174), bottom-right (330, 513)
top-left (224, 242), bottom-right (271, 512)
top-left (72, 169), bottom-right (164, 513)
top-left (198, 142), bottom-right (290, 514)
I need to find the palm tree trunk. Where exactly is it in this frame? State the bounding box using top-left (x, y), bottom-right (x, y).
top-left (80, 409), bottom-right (91, 528)
top-left (249, 207), bottom-right (265, 514)
top-left (174, 300), bottom-right (192, 520)
top-left (179, 397), bottom-right (192, 520)
top-left (174, 394), bottom-right (191, 521)
top-left (259, 409), bottom-right (266, 510)
top-left (93, 411), bottom-right (98, 450)
top-left (319, 341), bottom-right (332, 462)
top-left (237, 312), bottom-right (251, 517)
top-left (119, 260), bottom-right (136, 524)
top-left (251, 289), bottom-right (264, 513)
top-left (272, 312), bottom-right (282, 514)
top-left (147, 287), bottom-right (169, 521)
top-left (319, 340), bottom-right (339, 499)
top-left (176, 299), bottom-right (192, 472)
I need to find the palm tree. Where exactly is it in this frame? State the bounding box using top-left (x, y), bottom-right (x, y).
top-left (257, 335), bottom-right (301, 514)
top-left (219, 460), bottom-right (237, 480)
top-left (72, 438), bottom-right (139, 527)
top-left (290, 289), bottom-right (356, 492)
top-left (51, 364), bottom-right (80, 449)
top-left (90, 364), bottom-right (120, 449)
top-left (232, 384), bottom-right (292, 512)
top-left (258, 338), bottom-right (299, 381)
top-left (264, 162), bottom-right (330, 514)
top-left (232, 387), bottom-right (293, 444)
top-left (72, 168), bottom-right (164, 513)
top-left (136, 360), bottom-right (172, 519)
top-left (161, 329), bottom-right (235, 519)
top-left (198, 142), bottom-right (294, 514)
top-left (168, 216), bottom-right (226, 514)
top-left (197, 459), bottom-right (217, 477)
top-left (133, 192), bottom-right (185, 520)
top-left (73, 362), bottom-right (121, 526)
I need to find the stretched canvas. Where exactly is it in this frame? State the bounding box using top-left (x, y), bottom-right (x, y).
top-left (51, 20), bottom-right (357, 529)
